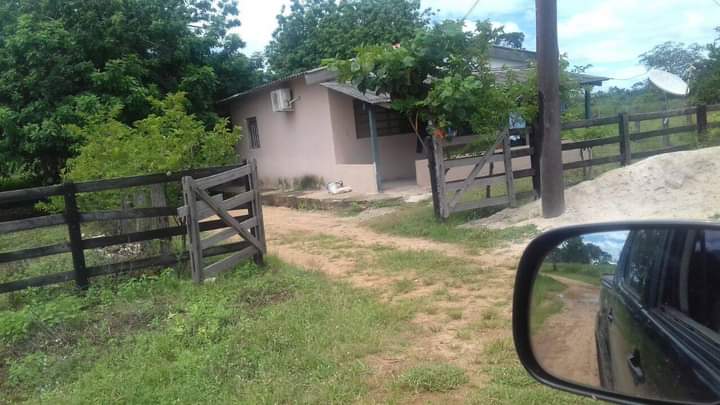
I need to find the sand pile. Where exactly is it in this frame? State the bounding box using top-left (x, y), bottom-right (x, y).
top-left (468, 146), bottom-right (720, 231)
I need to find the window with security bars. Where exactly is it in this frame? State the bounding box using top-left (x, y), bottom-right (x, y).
top-left (247, 117), bottom-right (260, 149)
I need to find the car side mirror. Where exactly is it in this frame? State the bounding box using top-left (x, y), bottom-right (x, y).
top-left (512, 221), bottom-right (720, 404)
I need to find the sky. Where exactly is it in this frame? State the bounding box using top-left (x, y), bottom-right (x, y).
top-left (234, 0), bottom-right (719, 89)
top-left (583, 231), bottom-right (629, 263)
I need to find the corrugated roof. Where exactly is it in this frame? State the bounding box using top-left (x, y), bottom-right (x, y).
top-left (492, 68), bottom-right (609, 86)
top-left (216, 67), bottom-right (327, 104)
top-left (217, 46), bottom-right (609, 105)
top-left (320, 81), bottom-right (391, 105)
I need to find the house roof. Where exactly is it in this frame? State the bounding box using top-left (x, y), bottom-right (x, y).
top-left (319, 81), bottom-right (391, 105)
top-left (492, 68), bottom-right (609, 86)
top-left (217, 46), bottom-right (609, 105)
top-left (215, 67), bottom-right (327, 104)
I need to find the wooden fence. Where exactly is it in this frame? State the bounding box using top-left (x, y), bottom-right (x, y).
top-left (178, 161), bottom-right (265, 283)
top-left (431, 103), bottom-right (720, 219)
top-left (0, 162), bottom-right (264, 293)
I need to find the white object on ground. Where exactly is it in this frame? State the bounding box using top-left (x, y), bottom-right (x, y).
top-left (327, 180), bottom-right (353, 194)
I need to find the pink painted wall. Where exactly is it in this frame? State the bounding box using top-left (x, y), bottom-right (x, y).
top-left (229, 77), bottom-right (338, 187)
top-left (328, 89), bottom-right (418, 182)
top-left (228, 78), bottom-right (420, 193)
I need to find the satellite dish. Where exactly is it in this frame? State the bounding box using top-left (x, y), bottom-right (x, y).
top-left (648, 69), bottom-right (688, 96)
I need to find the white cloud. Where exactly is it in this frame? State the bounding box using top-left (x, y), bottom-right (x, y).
top-left (424, 0), bottom-right (530, 17)
top-left (231, 0), bottom-right (719, 89)
top-left (554, 0), bottom-right (718, 88)
top-left (492, 21), bottom-right (522, 34)
top-left (234, 0), bottom-right (289, 54)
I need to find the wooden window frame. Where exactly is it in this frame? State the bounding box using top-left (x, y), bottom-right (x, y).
top-left (247, 117), bottom-right (260, 149)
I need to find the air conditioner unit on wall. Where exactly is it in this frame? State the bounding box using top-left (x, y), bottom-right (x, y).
top-left (270, 88), bottom-right (295, 112)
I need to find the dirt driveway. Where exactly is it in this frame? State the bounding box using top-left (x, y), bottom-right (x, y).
top-left (532, 276), bottom-right (601, 387)
top-left (260, 206), bottom-right (527, 399)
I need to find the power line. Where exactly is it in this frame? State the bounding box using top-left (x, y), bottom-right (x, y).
top-left (462, 0), bottom-right (482, 21)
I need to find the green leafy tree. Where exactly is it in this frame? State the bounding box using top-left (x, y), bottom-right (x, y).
top-left (0, 0), bottom-right (260, 183)
top-left (639, 41), bottom-right (705, 81)
top-left (325, 20), bottom-right (528, 152)
top-left (692, 28), bottom-right (720, 104)
top-left (47, 92), bottom-right (241, 211)
top-left (266, 0), bottom-right (433, 78)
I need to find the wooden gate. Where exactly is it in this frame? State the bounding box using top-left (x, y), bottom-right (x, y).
top-left (431, 129), bottom-right (520, 219)
top-left (178, 160), bottom-right (266, 283)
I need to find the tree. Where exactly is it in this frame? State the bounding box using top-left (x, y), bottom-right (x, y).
top-left (491, 26), bottom-right (525, 49)
top-left (325, 20), bottom-right (522, 151)
top-left (0, 0), bottom-right (261, 183)
top-left (548, 238), bottom-right (611, 265)
top-left (266, 0), bottom-right (433, 78)
top-left (692, 28), bottom-right (720, 104)
top-left (639, 41), bottom-right (705, 81)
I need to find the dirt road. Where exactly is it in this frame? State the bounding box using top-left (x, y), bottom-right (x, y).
top-left (259, 206), bottom-right (527, 399)
top-left (532, 275), bottom-right (601, 388)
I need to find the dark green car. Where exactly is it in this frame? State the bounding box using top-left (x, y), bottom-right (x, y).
top-left (595, 228), bottom-right (720, 402)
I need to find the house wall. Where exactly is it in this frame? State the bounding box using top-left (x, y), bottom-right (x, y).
top-left (229, 77), bottom-right (338, 188)
top-left (328, 90), bottom-right (417, 183)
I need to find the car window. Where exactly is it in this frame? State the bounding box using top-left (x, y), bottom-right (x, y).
top-left (623, 229), bottom-right (669, 299)
top-left (662, 230), bottom-right (720, 334)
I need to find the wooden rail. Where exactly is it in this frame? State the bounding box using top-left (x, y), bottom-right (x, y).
top-left (0, 162), bottom-right (267, 293)
top-left (429, 103), bottom-right (720, 219)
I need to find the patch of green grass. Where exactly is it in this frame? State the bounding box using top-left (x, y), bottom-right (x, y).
top-left (396, 363), bottom-right (468, 393)
top-left (446, 308), bottom-right (463, 320)
top-left (371, 249), bottom-right (477, 283)
top-left (470, 338), bottom-right (594, 404)
top-left (392, 278), bottom-right (416, 295)
top-left (710, 213), bottom-right (720, 221)
top-left (1, 258), bottom-right (412, 404)
top-left (540, 262), bottom-right (615, 287)
top-left (0, 225), bottom-right (68, 253)
top-left (363, 203), bottom-right (536, 253)
top-left (336, 198), bottom-right (404, 217)
top-left (529, 275), bottom-right (568, 334)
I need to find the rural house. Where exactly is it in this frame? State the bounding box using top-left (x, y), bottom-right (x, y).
top-left (218, 46), bottom-right (607, 194)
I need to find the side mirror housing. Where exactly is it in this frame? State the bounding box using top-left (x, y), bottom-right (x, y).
top-left (513, 221), bottom-right (720, 405)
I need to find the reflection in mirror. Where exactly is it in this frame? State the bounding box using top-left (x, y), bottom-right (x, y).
top-left (530, 228), bottom-right (720, 404)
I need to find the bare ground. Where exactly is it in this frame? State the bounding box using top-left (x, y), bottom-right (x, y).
top-left (532, 276), bottom-right (601, 388)
top-left (261, 206), bottom-right (527, 401)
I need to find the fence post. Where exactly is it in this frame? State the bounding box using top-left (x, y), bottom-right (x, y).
top-left (249, 159), bottom-right (265, 266)
top-left (619, 112), bottom-right (631, 165)
top-left (502, 132), bottom-right (517, 208)
top-left (529, 123), bottom-right (542, 199)
top-left (150, 183), bottom-right (170, 255)
top-left (181, 176), bottom-right (204, 283)
top-left (63, 182), bottom-right (88, 289)
top-left (432, 135), bottom-right (449, 220)
top-left (697, 104), bottom-right (708, 143)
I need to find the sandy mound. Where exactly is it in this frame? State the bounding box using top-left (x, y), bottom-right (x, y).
top-left (468, 147), bottom-right (720, 231)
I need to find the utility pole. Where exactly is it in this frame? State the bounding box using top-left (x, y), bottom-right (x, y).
top-left (536, 0), bottom-right (565, 217)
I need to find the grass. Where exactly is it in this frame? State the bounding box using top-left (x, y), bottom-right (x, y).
top-left (336, 198), bottom-right (404, 217)
top-left (370, 248), bottom-right (477, 283)
top-left (540, 262), bottom-right (615, 287)
top-left (0, 258), bottom-right (414, 404)
top-left (529, 275), bottom-right (568, 334)
top-left (396, 363), bottom-right (469, 393)
top-left (0, 224), bottom-right (68, 253)
top-left (363, 202), bottom-right (536, 254)
top-left (469, 338), bottom-right (594, 404)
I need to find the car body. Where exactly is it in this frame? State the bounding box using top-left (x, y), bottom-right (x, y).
top-left (595, 228), bottom-right (720, 402)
